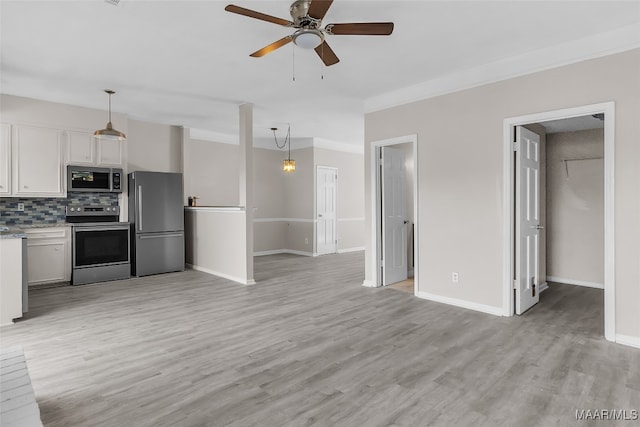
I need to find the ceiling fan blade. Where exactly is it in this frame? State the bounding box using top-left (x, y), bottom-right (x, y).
top-left (307, 0), bottom-right (334, 20)
top-left (250, 36), bottom-right (293, 57)
top-left (225, 4), bottom-right (293, 27)
top-left (314, 41), bottom-right (339, 66)
top-left (326, 22), bottom-right (394, 35)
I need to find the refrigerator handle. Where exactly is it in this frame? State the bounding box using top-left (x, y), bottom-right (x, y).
top-left (138, 185), bottom-right (143, 231)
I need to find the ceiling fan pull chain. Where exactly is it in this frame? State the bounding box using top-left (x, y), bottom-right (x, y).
top-left (320, 43), bottom-right (324, 80)
top-left (292, 42), bottom-right (296, 82)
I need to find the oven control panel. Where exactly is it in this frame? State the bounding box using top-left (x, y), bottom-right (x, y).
top-left (66, 205), bottom-right (119, 216)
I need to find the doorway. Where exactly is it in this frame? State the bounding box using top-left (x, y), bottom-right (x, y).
top-left (368, 135), bottom-right (418, 292)
top-left (503, 102), bottom-right (615, 341)
top-left (316, 166), bottom-right (337, 255)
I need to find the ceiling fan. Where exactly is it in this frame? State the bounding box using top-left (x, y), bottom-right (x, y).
top-left (224, 0), bottom-right (394, 66)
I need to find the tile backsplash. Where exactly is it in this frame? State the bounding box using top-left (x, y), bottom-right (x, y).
top-left (0, 193), bottom-right (119, 226)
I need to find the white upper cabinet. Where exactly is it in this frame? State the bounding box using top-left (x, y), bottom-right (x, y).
top-left (0, 124), bottom-right (10, 196)
top-left (97, 138), bottom-right (124, 166)
top-left (67, 130), bottom-right (95, 165)
top-left (67, 130), bottom-right (123, 167)
top-left (12, 124), bottom-right (65, 197)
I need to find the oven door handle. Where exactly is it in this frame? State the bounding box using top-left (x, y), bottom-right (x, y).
top-left (75, 226), bottom-right (130, 232)
top-left (138, 185), bottom-right (143, 231)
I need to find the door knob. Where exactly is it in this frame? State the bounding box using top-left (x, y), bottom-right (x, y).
top-left (530, 225), bottom-right (544, 230)
top-left (318, 214), bottom-right (323, 217)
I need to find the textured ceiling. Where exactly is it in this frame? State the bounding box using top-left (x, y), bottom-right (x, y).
top-left (1, 1), bottom-right (639, 147)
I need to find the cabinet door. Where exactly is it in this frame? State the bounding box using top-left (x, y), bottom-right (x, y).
top-left (27, 241), bottom-right (66, 285)
top-left (67, 130), bottom-right (95, 165)
top-left (13, 125), bottom-right (64, 196)
top-left (97, 138), bottom-right (123, 166)
top-left (0, 124), bottom-right (10, 196)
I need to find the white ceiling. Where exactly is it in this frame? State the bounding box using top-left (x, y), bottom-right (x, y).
top-left (541, 115), bottom-right (604, 134)
top-left (1, 1), bottom-right (639, 148)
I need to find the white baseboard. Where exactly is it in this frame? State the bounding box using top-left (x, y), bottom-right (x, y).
top-left (615, 334), bottom-right (640, 349)
top-left (416, 291), bottom-right (503, 316)
top-left (546, 276), bottom-right (604, 289)
top-left (253, 249), bottom-right (315, 257)
top-left (362, 279), bottom-right (378, 288)
top-left (337, 246), bottom-right (365, 254)
top-left (539, 281), bottom-right (549, 292)
top-left (186, 263), bottom-right (255, 285)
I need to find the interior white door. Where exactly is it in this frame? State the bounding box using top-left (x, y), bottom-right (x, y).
top-left (316, 166), bottom-right (337, 255)
top-left (381, 146), bottom-right (408, 286)
top-left (515, 126), bottom-right (541, 314)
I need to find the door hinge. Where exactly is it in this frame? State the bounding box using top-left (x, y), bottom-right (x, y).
top-left (513, 279), bottom-right (518, 290)
top-left (513, 141), bottom-right (519, 151)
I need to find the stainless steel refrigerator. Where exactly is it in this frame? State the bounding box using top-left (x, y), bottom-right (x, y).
top-left (128, 171), bottom-right (185, 277)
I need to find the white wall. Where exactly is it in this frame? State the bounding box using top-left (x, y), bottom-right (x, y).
top-left (365, 48), bottom-right (640, 340)
top-left (546, 129), bottom-right (604, 286)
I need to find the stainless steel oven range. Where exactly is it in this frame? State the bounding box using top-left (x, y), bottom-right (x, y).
top-left (66, 204), bottom-right (130, 285)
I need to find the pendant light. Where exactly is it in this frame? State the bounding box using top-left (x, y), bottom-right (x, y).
top-left (94, 89), bottom-right (126, 140)
top-left (272, 125), bottom-right (295, 173)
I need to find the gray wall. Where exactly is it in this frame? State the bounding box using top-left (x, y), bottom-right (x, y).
top-left (183, 139), bottom-right (365, 255)
top-left (365, 48), bottom-right (640, 339)
top-left (183, 137), bottom-right (240, 207)
top-left (546, 129), bottom-right (604, 286)
top-left (127, 119), bottom-right (182, 173)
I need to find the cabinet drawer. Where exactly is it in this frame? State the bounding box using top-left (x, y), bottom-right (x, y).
top-left (24, 227), bottom-right (67, 240)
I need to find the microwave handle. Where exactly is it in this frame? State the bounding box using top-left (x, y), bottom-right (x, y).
top-left (138, 185), bottom-right (143, 231)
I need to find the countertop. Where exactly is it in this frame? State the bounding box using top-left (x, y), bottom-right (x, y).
top-left (0, 227), bottom-right (27, 239)
top-left (0, 223), bottom-right (70, 239)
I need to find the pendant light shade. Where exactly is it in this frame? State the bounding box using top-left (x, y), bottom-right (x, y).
top-left (283, 159), bottom-right (296, 172)
top-left (94, 89), bottom-right (126, 141)
top-left (272, 126), bottom-right (295, 173)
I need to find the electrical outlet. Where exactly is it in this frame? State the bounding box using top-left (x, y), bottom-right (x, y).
top-left (17, 203), bottom-right (25, 212)
top-left (452, 272), bottom-right (459, 283)
top-left (305, 238), bottom-right (309, 245)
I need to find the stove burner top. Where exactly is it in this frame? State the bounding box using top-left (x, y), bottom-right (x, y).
top-left (66, 204), bottom-right (120, 223)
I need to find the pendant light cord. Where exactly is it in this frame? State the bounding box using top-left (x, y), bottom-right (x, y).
top-left (108, 92), bottom-right (112, 123)
top-left (287, 126), bottom-right (291, 161)
top-left (273, 125), bottom-right (290, 150)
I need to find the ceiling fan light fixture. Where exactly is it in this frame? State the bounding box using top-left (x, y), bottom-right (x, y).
top-left (292, 29), bottom-right (323, 49)
top-left (94, 89), bottom-right (126, 141)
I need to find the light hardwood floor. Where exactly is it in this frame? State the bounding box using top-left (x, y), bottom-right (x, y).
top-left (1, 253), bottom-right (638, 426)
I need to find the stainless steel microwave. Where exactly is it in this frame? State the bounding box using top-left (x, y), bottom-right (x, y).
top-left (67, 166), bottom-right (123, 192)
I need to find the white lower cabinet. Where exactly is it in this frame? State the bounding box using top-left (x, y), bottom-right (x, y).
top-left (0, 237), bottom-right (24, 325)
top-left (25, 227), bottom-right (71, 285)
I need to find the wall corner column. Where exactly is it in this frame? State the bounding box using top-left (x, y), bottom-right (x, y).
top-left (239, 103), bottom-right (255, 284)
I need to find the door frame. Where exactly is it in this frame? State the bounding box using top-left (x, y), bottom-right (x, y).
top-left (368, 134), bottom-right (418, 290)
top-left (502, 102), bottom-right (615, 341)
top-left (315, 165), bottom-right (338, 255)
